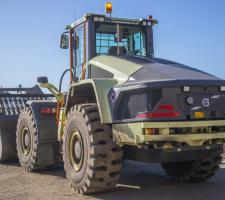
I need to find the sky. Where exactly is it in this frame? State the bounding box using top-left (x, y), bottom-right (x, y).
top-left (0, 0), bottom-right (225, 91)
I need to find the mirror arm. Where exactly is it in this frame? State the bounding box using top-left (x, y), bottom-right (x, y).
top-left (40, 82), bottom-right (65, 103)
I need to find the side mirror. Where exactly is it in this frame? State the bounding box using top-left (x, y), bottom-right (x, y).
top-left (60, 34), bottom-right (69, 49)
top-left (37, 76), bottom-right (48, 84)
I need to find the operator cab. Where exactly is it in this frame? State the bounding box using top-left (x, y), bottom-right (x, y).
top-left (60, 12), bottom-right (157, 82)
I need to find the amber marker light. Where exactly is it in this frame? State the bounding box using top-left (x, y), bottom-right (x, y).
top-left (145, 128), bottom-right (158, 135)
top-left (105, 2), bottom-right (112, 14)
top-left (195, 112), bottom-right (205, 119)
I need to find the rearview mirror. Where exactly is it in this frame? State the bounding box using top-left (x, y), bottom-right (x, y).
top-left (37, 76), bottom-right (48, 84)
top-left (60, 34), bottom-right (69, 49)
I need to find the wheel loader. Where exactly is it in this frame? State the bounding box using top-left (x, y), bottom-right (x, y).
top-left (12, 3), bottom-right (225, 194)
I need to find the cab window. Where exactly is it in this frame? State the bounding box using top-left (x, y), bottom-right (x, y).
top-left (95, 24), bottom-right (146, 56)
top-left (75, 25), bottom-right (84, 79)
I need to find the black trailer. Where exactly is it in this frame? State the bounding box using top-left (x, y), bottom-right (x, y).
top-left (0, 85), bottom-right (53, 161)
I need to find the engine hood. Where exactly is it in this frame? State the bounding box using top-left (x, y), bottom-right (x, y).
top-left (89, 55), bottom-right (142, 82)
top-left (89, 55), bottom-right (225, 86)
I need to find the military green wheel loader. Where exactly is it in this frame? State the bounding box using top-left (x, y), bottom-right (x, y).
top-left (15, 4), bottom-right (225, 194)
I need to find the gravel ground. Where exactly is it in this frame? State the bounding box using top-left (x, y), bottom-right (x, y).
top-left (0, 160), bottom-right (225, 200)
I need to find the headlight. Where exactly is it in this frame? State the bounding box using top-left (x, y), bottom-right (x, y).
top-left (109, 89), bottom-right (117, 103)
top-left (183, 86), bottom-right (190, 92)
top-left (186, 96), bottom-right (194, 105)
top-left (220, 86), bottom-right (225, 92)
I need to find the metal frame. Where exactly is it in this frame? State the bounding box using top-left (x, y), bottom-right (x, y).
top-left (112, 120), bottom-right (225, 146)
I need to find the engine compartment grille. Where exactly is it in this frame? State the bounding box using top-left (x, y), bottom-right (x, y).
top-left (116, 89), bottom-right (162, 120)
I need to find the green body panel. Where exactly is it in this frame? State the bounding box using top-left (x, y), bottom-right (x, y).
top-left (88, 55), bottom-right (142, 83)
top-left (67, 55), bottom-right (143, 123)
top-left (69, 78), bottom-right (118, 123)
top-left (112, 120), bottom-right (225, 146)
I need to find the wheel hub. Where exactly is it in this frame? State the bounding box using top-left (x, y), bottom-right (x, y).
top-left (21, 127), bottom-right (31, 156)
top-left (24, 133), bottom-right (30, 147)
top-left (74, 140), bottom-right (82, 160)
top-left (69, 129), bottom-right (84, 172)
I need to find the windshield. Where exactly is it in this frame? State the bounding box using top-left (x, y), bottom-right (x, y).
top-left (95, 23), bottom-right (147, 56)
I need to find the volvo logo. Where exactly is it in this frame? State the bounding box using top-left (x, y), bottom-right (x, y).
top-left (202, 98), bottom-right (210, 107)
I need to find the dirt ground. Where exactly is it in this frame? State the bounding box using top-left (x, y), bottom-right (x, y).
top-left (1, 160), bottom-right (225, 200)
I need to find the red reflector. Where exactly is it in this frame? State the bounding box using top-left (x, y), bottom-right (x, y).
top-left (159, 105), bottom-right (175, 111)
top-left (149, 112), bottom-right (180, 117)
top-left (136, 112), bottom-right (180, 119)
top-left (40, 108), bottom-right (56, 115)
top-left (136, 113), bottom-right (150, 118)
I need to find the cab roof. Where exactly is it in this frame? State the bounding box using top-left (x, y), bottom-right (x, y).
top-left (65, 13), bottom-right (155, 30)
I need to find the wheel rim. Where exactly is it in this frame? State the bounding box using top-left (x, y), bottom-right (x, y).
top-left (69, 129), bottom-right (84, 172)
top-left (20, 127), bottom-right (31, 156)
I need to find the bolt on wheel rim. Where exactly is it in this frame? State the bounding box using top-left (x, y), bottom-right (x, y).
top-left (69, 129), bottom-right (84, 172)
top-left (20, 127), bottom-right (31, 156)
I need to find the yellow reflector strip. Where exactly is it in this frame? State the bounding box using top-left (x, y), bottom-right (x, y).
top-left (195, 112), bottom-right (205, 119)
top-left (145, 128), bottom-right (158, 135)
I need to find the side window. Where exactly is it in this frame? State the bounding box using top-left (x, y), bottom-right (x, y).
top-left (75, 25), bottom-right (84, 79)
top-left (133, 32), bottom-right (146, 56)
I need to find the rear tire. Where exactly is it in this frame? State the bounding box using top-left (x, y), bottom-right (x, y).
top-left (161, 150), bottom-right (222, 182)
top-left (63, 104), bottom-right (123, 194)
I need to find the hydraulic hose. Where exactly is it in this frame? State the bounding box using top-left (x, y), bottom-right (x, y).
top-left (59, 69), bottom-right (70, 92)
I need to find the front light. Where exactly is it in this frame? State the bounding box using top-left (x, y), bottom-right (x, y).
top-left (109, 89), bottom-right (116, 103)
top-left (183, 86), bottom-right (190, 92)
top-left (186, 96), bottom-right (194, 105)
top-left (195, 112), bottom-right (205, 119)
top-left (220, 86), bottom-right (225, 92)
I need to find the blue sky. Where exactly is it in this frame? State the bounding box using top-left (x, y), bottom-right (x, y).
top-left (0, 0), bottom-right (225, 90)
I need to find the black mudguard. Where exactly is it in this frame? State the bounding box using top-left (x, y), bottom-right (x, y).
top-left (28, 101), bottom-right (62, 167)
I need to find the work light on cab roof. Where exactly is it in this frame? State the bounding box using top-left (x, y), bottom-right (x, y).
top-left (105, 2), bottom-right (112, 14)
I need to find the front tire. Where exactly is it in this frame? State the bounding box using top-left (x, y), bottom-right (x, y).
top-left (0, 128), bottom-right (17, 161)
top-left (161, 149), bottom-right (222, 182)
top-left (16, 108), bottom-right (40, 171)
top-left (63, 104), bottom-right (123, 194)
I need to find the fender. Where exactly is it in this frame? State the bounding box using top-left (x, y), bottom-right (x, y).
top-left (27, 100), bottom-right (61, 166)
top-left (67, 79), bottom-right (118, 123)
top-left (27, 100), bottom-right (58, 144)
